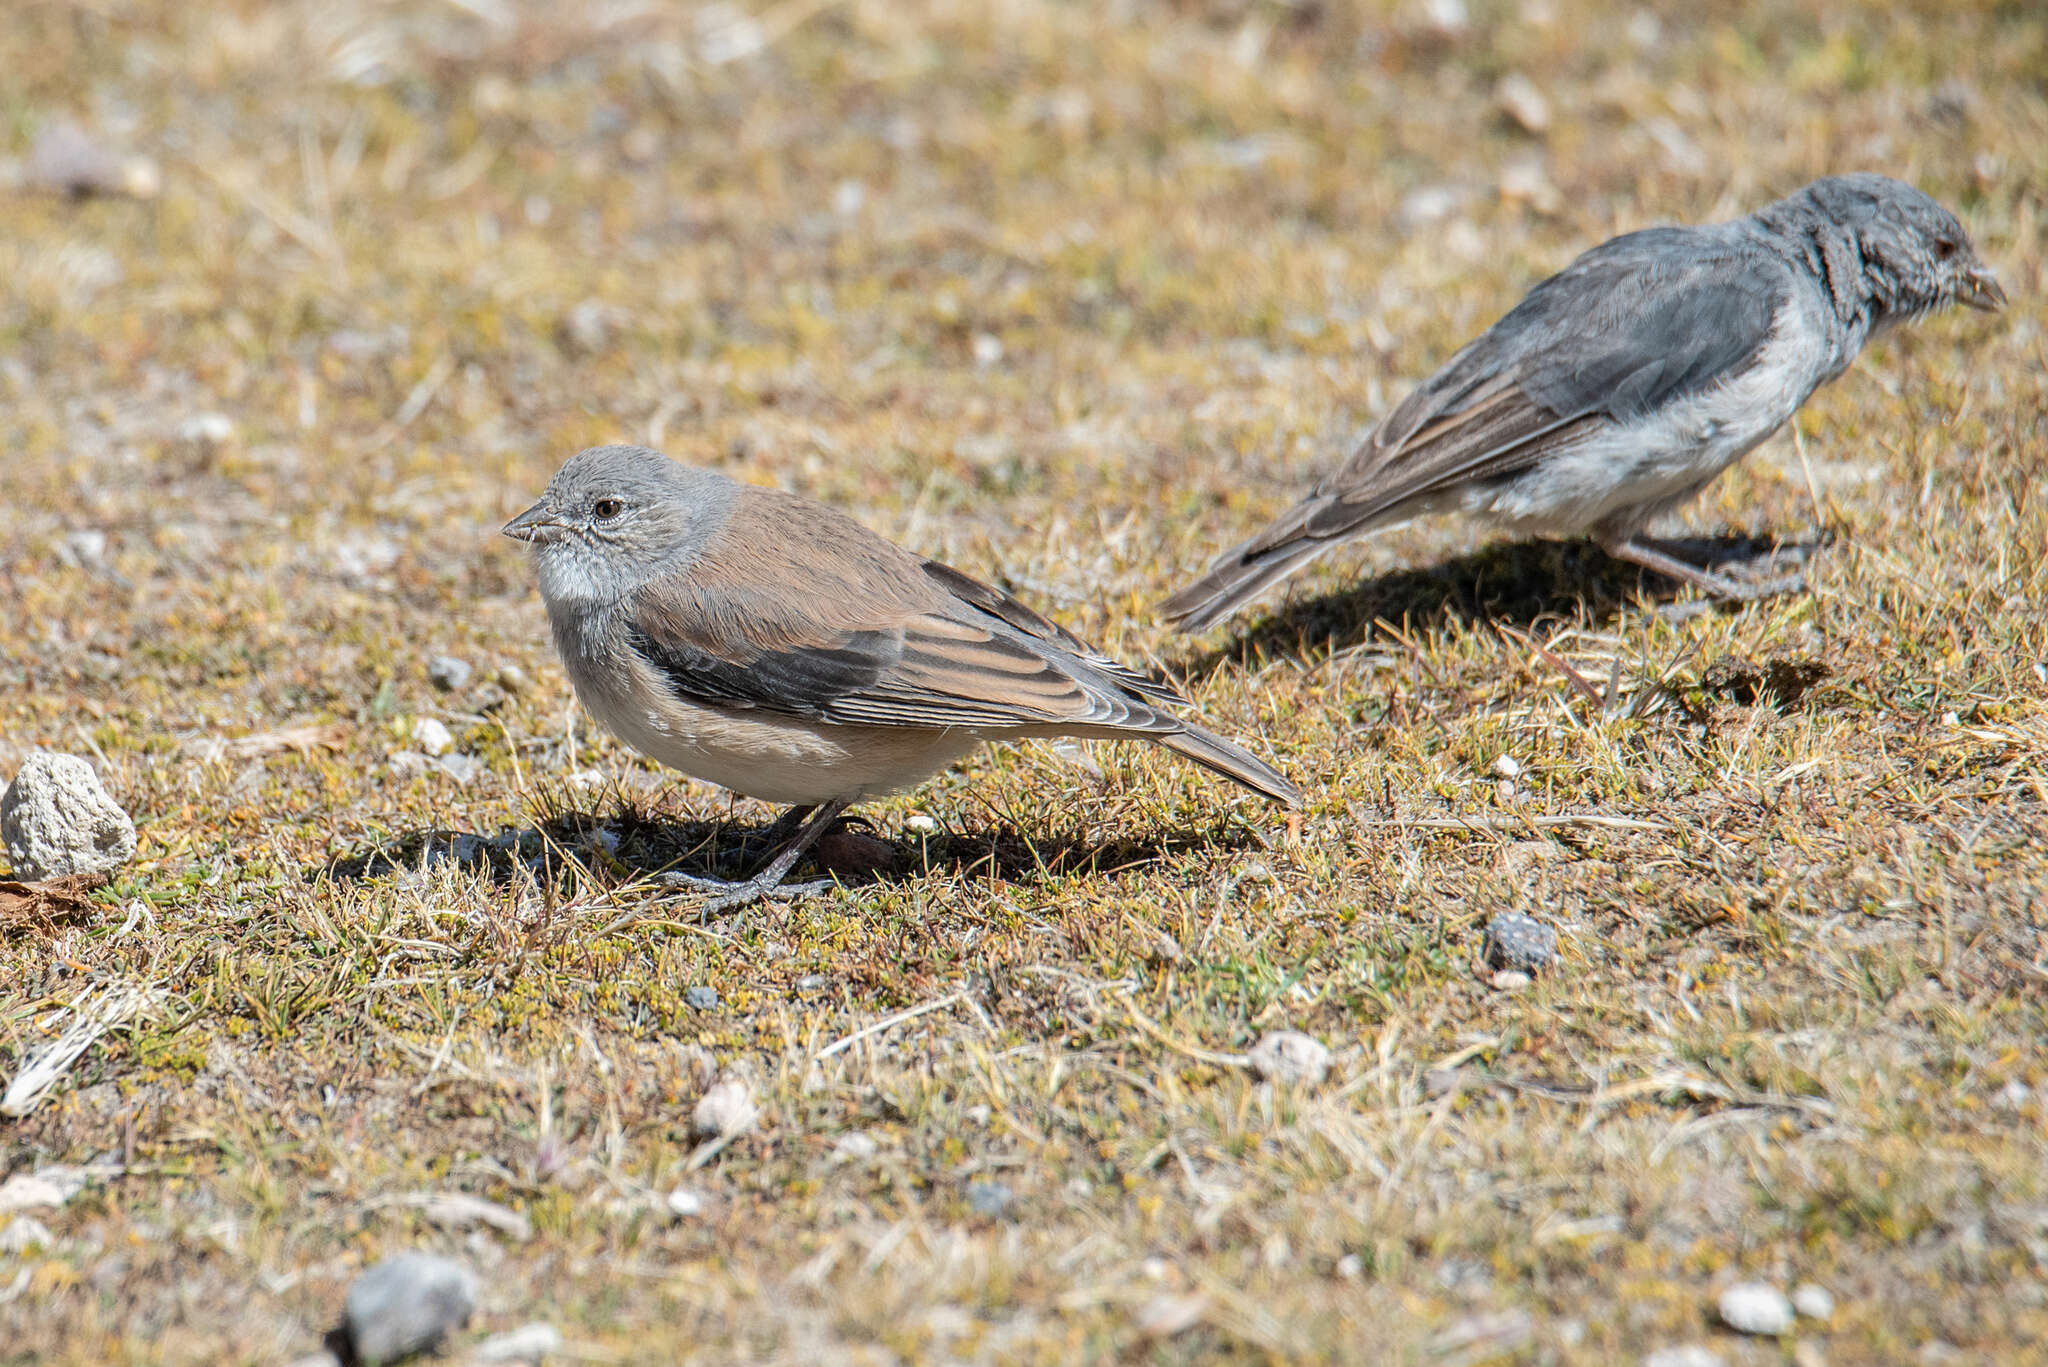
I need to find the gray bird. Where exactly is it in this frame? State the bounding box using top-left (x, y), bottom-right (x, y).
top-left (1162, 174), bottom-right (2005, 632)
top-left (505, 445), bottom-right (1300, 907)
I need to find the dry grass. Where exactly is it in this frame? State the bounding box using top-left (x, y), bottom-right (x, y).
top-left (3, 0), bottom-right (2046, 1362)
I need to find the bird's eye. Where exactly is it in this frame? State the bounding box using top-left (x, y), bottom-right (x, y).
top-left (592, 498), bottom-right (624, 521)
top-left (1935, 237), bottom-right (1957, 261)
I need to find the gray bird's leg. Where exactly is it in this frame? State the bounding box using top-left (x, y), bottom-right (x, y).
top-left (659, 797), bottom-right (853, 912)
top-left (1598, 535), bottom-right (1806, 603)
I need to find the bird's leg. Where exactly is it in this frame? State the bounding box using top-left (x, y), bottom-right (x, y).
top-left (1598, 534), bottom-right (1806, 603)
top-left (659, 797), bottom-right (853, 912)
top-left (732, 803), bottom-right (813, 863)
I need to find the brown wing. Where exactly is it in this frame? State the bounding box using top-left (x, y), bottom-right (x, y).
top-left (630, 488), bottom-right (1182, 733)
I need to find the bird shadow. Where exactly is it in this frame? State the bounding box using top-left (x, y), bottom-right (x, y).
top-left (317, 803), bottom-right (1254, 898)
top-left (1167, 532), bottom-right (1822, 682)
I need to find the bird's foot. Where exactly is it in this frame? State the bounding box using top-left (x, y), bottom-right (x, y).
top-left (1602, 534), bottom-right (1809, 613)
top-left (656, 869), bottom-right (840, 913)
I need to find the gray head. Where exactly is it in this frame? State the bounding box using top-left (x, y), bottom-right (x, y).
top-left (503, 444), bottom-right (738, 608)
top-left (1757, 173), bottom-right (2004, 324)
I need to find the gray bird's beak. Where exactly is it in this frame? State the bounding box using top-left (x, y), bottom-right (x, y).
top-left (1961, 265), bottom-right (2007, 312)
top-left (502, 502), bottom-right (568, 545)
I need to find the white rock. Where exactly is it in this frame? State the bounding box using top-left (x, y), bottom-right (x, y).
top-left (1490, 969), bottom-right (1533, 991)
top-left (468, 1322), bottom-right (561, 1364)
top-left (831, 1132), bottom-right (879, 1162)
top-left (1491, 754), bottom-right (1522, 778)
top-left (971, 332), bottom-right (1004, 367)
top-left (0, 1165), bottom-right (92, 1214)
top-left (426, 656), bottom-right (473, 691)
top-left (1, 752), bottom-right (136, 881)
top-left (1643, 1348), bottom-right (1724, 1367)
top-left (1496, 74), bottom-right (1551, 133)
top-left (1792, 1283), bottom-right (1835, 1321)
top-left (903, 813), bottom-right (938, 834)
top-left (412, 718), bottom-right (455, 757)
top-left (1717, 1281), bottom-right (1795, 1336)
top-left (1246, 1031), bottom-right (1331, 1087)
top-left (1135, 1292), bottom-right (1207, 1338)
top-left (177, 412), bottom-right (236, 447)
top-left (342, 1253), bottom-right (477, 1366)
top-left (692, 1078), bottom-right (758, 1138)
top-left (665, 1187), bottom-right (707, 1218)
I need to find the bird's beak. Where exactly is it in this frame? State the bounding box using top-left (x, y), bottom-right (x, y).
top-left (502, 502), bottom-right (568, 545)
top-left (1961, 264), bottom-right (2007, 312)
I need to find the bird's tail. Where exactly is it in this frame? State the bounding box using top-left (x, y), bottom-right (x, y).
top-left (1158, 500), bottom-right (1344, 633)
top-left (1159, 723), bottom-right (1302, 807)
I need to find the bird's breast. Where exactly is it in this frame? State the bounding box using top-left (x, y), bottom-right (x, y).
top-left (560, 630), bottom-right (978, 804)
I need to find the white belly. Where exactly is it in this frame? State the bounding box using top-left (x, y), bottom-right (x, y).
top-left (1465, 302), bottom-right (1833, 537)
top-left (575, 659), bottom-right (981, 806)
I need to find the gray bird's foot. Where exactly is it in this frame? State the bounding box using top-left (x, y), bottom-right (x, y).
top-left (657, 796), bottom-right (856, 916)
top-left (656, 869), bottom-right (840, 913)
top-left (1600, 535), bottom-right (1809, 609)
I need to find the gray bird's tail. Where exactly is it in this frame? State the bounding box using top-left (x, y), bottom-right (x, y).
top-left (1159, 497), bottom-right (1351, 633)
top-left (1158, 723), bottom-right (1301, 807)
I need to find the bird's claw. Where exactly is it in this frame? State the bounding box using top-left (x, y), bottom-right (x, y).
top-left (656, 870), bottom-right (839, 913)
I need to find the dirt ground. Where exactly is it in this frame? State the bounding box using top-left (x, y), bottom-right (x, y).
top-left (2, 1), bottom-right (2045, 1363)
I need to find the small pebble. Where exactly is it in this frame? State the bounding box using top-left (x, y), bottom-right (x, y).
top-left (1792, 1283), bottom-right (1835, 1321)
top-left (903, 812), bottom-right (938, 834)
top-left (559, 299), bottom-right (611, 354)
top-left (684, 986), bottom-right (719, 1011)
top-left (340, 1252), bottom-right (477, 1366)
top-left (411, 718), bottom-right (455, 757)
top-left (793, 973), bottom-right (829, 993)
top-left (0, 1165), bottom-right (93, 1214)
top-left (494, 665), bottom-right (530, 694)
top-left (467, 1322), bottom-right (560, 1365)
top-left (1, 752), bottom-right (136, 881)
top-left (426, 656), bottom-right (473, 692)
top-left (25, 120), bottom-right (160, 198)
top-left (832, 1132), bottom-right (879, 1162)
top-left (966, 1180), bottom-right (1013, 1218)
top-left (1490, 969), bottom-right (1533, 991)
top-left (1643, 1349), bottom-right (1724, 1367)
top-left (1483, 913), bottom-right (1557, 973)
top-left (665, 1187), bottom-right (707, 1219)
top-left (1491, 754), bottom-right (1523, 778)
top-left (1496, 73), bottom-right (1551, 134)
top-left (435, 754), bottom-right (484, 786)
top-left (177, 412), bottom-right (235, 448)
top-left (1134, 1292), bottom-right (1207, 1338)
top-left (692, 1079), bottom-right (758, 1139)
top-left (1717, 1281), bottom-right (1795, 1336)
top-left (1246, 1030), bottom-right (1331, 1087)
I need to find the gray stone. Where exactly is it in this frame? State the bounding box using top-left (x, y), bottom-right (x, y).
top-left (1717, 1281), bottom-right (1794, 1336)
top-left (426, 656), bottom-right (473, 691)
top-left (1792, 1283), bottom-right (1835, 1321)
top-left (412, 719), bottom-right (454, 757)
top-left (684, 986), bottom-right (719, 1010)
top-left (1, 752), bottom-right (136, 880)
top-left (467, 1323), bottom-right (560, 1364)
top-left (966, 1181), bottom-right (1013, 1218)
top-left (341, 1252), bottom-right (477, 1365)
top-left (1247, 1030), bottom-right (1331, 1086)
top-left (1643, 1349), bottom-right (1724, 1367)
top-left (1483, 913), bottom-right (1557, 973)
top-left (692, 1079), bottom-right (757, 1139)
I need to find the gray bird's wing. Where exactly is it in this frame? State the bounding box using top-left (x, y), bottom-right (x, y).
top-left (1282, 226), bottom-right (1789, 542)
top-left (627, 494), bottom-right (1185, 733)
